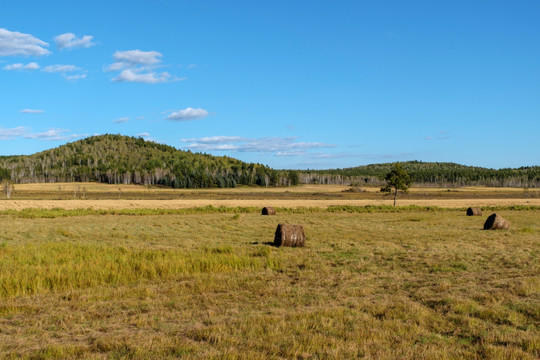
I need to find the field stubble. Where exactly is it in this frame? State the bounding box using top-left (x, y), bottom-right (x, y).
top-left (5, 183), bottom-right (540, 203)
top-left (0, 206), bottom-right (538, 359)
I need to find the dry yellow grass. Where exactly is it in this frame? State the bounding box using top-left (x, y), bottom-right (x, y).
top-left (0, 209), bottom-right (538, 359)
top-left (1, 183), bottom-right (538, 359)
top-left (1, 198), bottom-right (539, 210)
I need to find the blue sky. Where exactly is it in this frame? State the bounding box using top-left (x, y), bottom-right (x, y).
top-left (1, 1), bottom-right (539, 170)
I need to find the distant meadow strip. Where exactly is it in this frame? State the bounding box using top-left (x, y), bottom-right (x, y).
top-left (0, 205), bottom-right (539, 218)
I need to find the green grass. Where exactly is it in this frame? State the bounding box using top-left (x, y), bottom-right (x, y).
top-left (1, 204), bottom-right (540, 219)
top-left (0, 209), bottom-right (538, 359)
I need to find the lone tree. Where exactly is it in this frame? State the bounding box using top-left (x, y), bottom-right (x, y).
top-left (380, 163), bottom-right (412, 206)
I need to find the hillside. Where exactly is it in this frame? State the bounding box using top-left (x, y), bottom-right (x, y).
top-left (300, 161), bottom-right (540, 187)
top-left (0, 135), bottom-right (296, 188)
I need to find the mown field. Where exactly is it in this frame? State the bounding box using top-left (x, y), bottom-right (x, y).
top-left (6, 182), bottom-right (540, 201)
top-left (2, 183), bottom-right (540, 211)
top-left (0, 202), bottom-right (539, 359)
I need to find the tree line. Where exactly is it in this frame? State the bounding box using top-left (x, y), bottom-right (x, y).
top-left (300, 161), bottom-right (540, 188)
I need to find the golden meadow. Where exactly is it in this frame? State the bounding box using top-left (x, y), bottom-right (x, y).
top-left (0, 184), bottom-right (538, 359)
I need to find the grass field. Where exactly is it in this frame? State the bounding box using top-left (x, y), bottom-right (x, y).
top-left (2, 183), bottom-right (540, 212)
top-left (0, 201), bottom-right (539, 359)
top-left (2, 198), bottom-right (540, 211)
top-left (6, 182), bottom-right (540, 202)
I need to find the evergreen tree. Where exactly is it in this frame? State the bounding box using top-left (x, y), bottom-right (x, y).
top-left (380, 163), bottom-right (412, 206)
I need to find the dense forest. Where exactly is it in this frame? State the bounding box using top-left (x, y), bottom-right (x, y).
top-left (300, 161), bottom-right (540, 188)
top-left (0, 135), bottom-right (538, 188)
top-left (0, 135), bottom-right (298, 188)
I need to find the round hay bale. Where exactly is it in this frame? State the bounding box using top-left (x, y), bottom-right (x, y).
top-left (467, 207), bottom-right (482, 216)
top-left (274, 224), bottom-right (305, 247)
top-left (262, 207), bottom-right (276, 215)
top-left (484, 213), bottom-right (510, 230)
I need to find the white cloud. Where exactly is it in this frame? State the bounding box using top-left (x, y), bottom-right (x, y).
top-left (167, 107), bottom-right (209, 121)
top-left (136, 132), bottom-right (151, 138)
top-left (42, 64), bottom-right (86, 81)
top-left (106, 62), bottom-right (125, 71)
top-left (275, 151), bottom-right (307, 157)
top-left (113, 50), bottom-right (162, 66)
top-left (3, 62), bottom-right (39, 71)
top-left (107, 49), bottom-right (180, 84)
top-left (64, 74), bottom-right (86, 81)
top-left (0, 126), bottom-right (27, 140)
top-left (0, 28), bottom-right (50, 56)
top-left (171, 76), bottom-right (187, 82)
top-left (0, 126), bottom-right (81, 141)
top-left (112, 68), bottom-right (170, 84)
top-left (113, 117), bottom-right (129, 123)
top-left (42, 64), bottom-right (80, 73)
top-left (23, 128), bottom-right (80, 141)
top-left (181, 136), bottom-right (243, 144)
top-left (181, 136), bottom-right (335, 153)
top-left (309, 152), bottom-right (354, 159)
top-left (20, 109), bottom-right (44, 114)
top-left (54, 33), bottom-right (94, 49)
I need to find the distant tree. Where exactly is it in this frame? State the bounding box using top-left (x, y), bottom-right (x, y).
top-left (380, 163), bottom-right (411, 206)
top-left (269, 170), bottom-right (279, 186)
top-left (0, 168), bottom-right (10, 180)
top-left (2, 179), bottom-right (14, 199)
top-left (287, 171), bottom-right (299, 186)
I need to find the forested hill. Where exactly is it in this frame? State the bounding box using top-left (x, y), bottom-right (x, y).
top-left (0, 135), bottom-right (295, 188)
top-left (300, 161), bottom-right (540, 187)
top-left (0, 136), bottom-right (538, 188)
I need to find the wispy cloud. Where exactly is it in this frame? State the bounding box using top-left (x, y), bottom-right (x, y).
top-left (20, 109), bottom-right (44, 114)
top-left (182, 136), bottom-right (243, 144)
top-left (275, 150), bottom-right (307, 157)
top-left (42, 64), bottom-right (81, 73)
top-left (167, 107), bottom-right (209, 121)
top-left (64, 74), bottom-right (86, 81)
top-left (136, 132), bottom-right (150, 138)
top-left (42, 64), bottom-right (86, 81)
top-left (23, 128), bottom-right (78, 141)
top-left (112, 50), bottom-right (162, 66)
top-left (113, 117), bottom-right (129, 123)
top-left (113, 68), bottom-right (171, 84)
top-left (424, 130), bottom-right (450, 141)
top-left (3, 62), bottom-right (39, 71)
top-left (356, 152), bottom-right (416, 160)
top-left (276, 151), bottom-right (356, 159)
top-left (0, 28), bottom-right (50, 56)
top-left (297, 152), bottom-right (415, 169)
top-left (181, 136), bottom-right (335, 154)
top-left (0, 126), bottom-right (27, 140)
top-left (54, 33), bottom-right (95, 49)
top-left (0, 126), bottom-right (81, 141)
top-left (309, 152), bottom-right (355, 159)
top-left (108, 50), bottom-right (182, 84)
